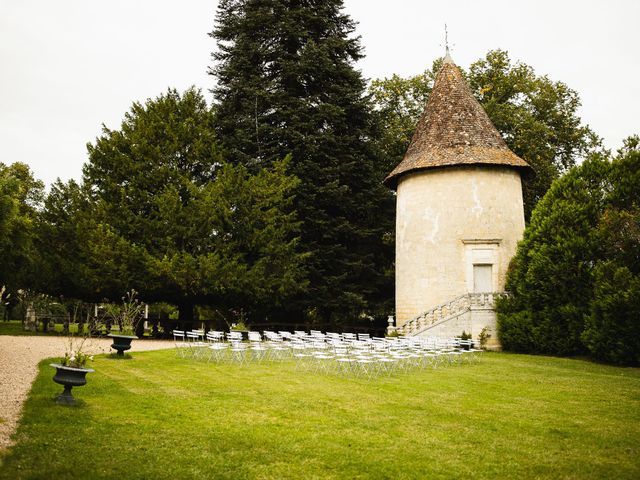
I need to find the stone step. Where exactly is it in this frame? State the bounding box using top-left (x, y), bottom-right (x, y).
top-left (400, 292), bottom-right (507, 337)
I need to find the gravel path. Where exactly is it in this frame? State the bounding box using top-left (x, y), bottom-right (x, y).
top-left (0, 335), bottom-right (174, 450)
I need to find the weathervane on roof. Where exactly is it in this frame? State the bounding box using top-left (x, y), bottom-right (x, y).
top-left (442, 24), bottom-right (454, 63)
top-left (445, 24), bottom-right (450, 55)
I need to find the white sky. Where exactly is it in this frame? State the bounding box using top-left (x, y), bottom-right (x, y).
top-left (1, 0), bottom-right (638, 187)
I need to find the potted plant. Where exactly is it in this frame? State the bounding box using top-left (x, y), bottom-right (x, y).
top-left (107, 289), bottom-right (144, 357)
top-left (458, 331), bottom-right (473, 350)
top-left (50, 335), bottom-right (94, 405)
top-left (227, 309), bottom-right (250, 340)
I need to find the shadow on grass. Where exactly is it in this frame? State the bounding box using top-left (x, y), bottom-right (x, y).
top-left (106, 353), bottom-right (133, 360)
top-left (50, 398), bottom-right (88, 409)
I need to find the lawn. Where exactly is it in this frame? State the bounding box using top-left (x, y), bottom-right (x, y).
top-left (0, 320), bottom-right (44, 336)
top-left (1, 350), bottom-right (639, 479)
top-left (0, 320), bottom-right (154, 337)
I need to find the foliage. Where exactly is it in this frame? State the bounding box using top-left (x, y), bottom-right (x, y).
top-left (16, 289), bottom-right (67, 329)
top-left (0, 162), bottom-right (44, 290)
top-left (582, 263), bottom-right (640, 365)
top-left (38, 88), bottom-right (307, 325)
top-left (478, 327), bottom-right (492, 349)
top-left (60, 335), bottom-right (93, 368)
top-left (3, 351), bottom-right (640, 479)
top-left (230, 321), bottom-right (249, 332)
top-left (34, 179), bottom-right (97, 301)
top-left (226, 307), bottom-right (250, 331)
top-left (496, 156), bottom-right (608, 355)
top-left (148, 302), bottom-right (178, 320)
top-left (369, 50), bottom-right (602, 218)
top-left (580, 152), bottom-right (640, 364)
top-left (210, 0), bottom-right (394, 326)
top-left (497, 138), bottom-right (640, 364)
top-left (368, 71), bottom-right (435, 179)
top-left (459, 331), bottom-right (472, 341)
top-left (103, 290), bottom-right (144, 336)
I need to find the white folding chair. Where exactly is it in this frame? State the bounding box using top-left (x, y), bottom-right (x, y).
top-left (248, 331), bottom-right (267, 363)
top-left (172, 330), bottom-right (189, 358)
top-left (206, 331), bottom-right (228, 362)
top-left (186, 331), bottom-right (207, 360)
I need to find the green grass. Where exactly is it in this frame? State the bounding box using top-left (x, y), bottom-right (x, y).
top-left (0, 320), bottom-right (155, 337)
top-left (1, 351), bottom-right (639, 479)
top-left (0, 320), bottom-right (88, 336)
top-left (0, 320), bottom-right (40, 336)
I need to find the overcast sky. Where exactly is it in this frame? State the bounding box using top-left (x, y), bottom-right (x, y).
top-left (1, 0), bottom-right (638, 187)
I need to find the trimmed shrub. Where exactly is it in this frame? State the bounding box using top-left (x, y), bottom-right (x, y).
top-left (498, 137), bottom-right (640, 364)
top-left (582, 264), bottom-right (640, 366)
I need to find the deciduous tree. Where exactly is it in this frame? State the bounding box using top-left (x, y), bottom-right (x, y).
top-left (0, 162), bottom-right (44, 290)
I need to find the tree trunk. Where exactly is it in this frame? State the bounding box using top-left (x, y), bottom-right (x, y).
top-left (135, 318), bottom-right (145, 338)
top-left (178, 302), bottom-right (195, 332)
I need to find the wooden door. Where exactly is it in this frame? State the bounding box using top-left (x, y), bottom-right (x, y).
top-left (473, 264), bottom-right (492, 292)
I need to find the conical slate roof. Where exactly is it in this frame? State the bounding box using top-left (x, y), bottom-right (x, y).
top-left (384, 55), bottom-right (530, 189)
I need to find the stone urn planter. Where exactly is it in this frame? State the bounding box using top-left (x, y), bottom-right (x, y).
top-left (107, 334), bottom-right (138, 357)
top-left (50, 363), bottom-right (94, 405)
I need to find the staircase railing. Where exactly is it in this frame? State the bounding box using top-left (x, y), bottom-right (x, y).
top-left (399, 292), bottom-right (508, 336)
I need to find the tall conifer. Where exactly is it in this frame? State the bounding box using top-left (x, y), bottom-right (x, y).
top-left (209, 0), bottom-right (393, 326)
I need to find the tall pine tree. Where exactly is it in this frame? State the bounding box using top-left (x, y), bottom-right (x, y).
top-left (209, 0), bottom-right (393, 327)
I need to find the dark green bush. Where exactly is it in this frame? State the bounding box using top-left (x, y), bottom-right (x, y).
top-left (498, 137), bottom-right (640, 364)
top-left (582, 263), bottom-right (640, 365)
top-left (497, 155), bottom-right (609, 355)
top-left (496, 307), bottom-right (536, 353)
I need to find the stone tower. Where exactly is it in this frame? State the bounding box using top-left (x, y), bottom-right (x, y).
top-left (384, 54), bottom-right (530, 344)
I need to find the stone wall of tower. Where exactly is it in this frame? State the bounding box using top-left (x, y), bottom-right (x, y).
top-left (394, 165), bottom-right (525, 326)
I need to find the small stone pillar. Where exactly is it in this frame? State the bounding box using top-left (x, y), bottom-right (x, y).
top-left (386, 315), bottom-right (397, 335)
top-left (24, 304), bottom-right (37, 331)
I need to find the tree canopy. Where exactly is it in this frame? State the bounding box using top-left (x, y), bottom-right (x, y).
top-left (0, 162), bottom-right (43, 290)
top-left (210, 0), bottom-right (394, 326)
top-left (38, 88), bottom-right (307, 326)
top-left (369, 50), bottom-right (602, 218)
top-left (497, 135), bottom-right (640, 364)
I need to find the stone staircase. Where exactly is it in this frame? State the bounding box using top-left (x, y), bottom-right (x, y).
top-left (398, 292), bottom-right (507, 338)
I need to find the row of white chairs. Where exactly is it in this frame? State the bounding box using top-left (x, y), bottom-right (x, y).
top-left (172, 329), bottom-right (483, 379)
top-left (288, 336), bottom-right (482, 379)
